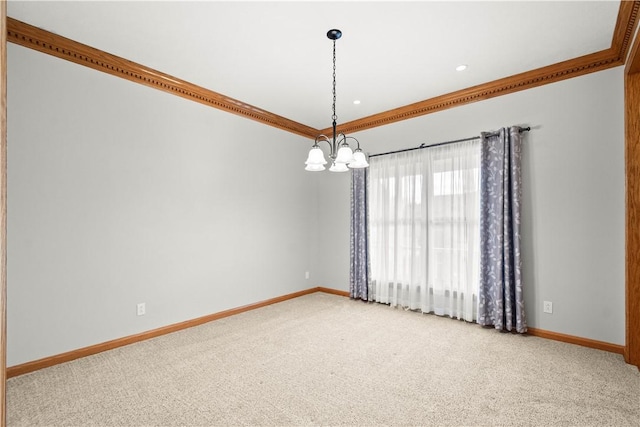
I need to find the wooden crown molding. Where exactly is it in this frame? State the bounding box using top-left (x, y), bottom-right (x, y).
top-left (614, 0), bottom-right (640, 62)
top-left (322, 0), bottom-right (640, 136)
top-left (6, 18), bottom-right (319, 139)
top-left (5, 1), bottom-right (640, 139)
top-left (626, 3), bottom-right (640, 75)
top-left (323, 50), bottom-right (622, 136)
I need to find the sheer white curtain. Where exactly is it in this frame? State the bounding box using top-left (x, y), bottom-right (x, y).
top-left (369, 139), bottom-right (481, 321)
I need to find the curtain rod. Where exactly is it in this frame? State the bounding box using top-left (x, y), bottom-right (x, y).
top-left (368, 126), bottom-right (531, 158)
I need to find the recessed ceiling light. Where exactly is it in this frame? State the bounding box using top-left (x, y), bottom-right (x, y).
top-left (353, 100), bottom-right (361, 105)
top-left (456, 64), bottom-right (468, 72)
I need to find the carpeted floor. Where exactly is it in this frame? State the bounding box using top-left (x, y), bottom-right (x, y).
top-left (7, 292), bottom-right (640, 426)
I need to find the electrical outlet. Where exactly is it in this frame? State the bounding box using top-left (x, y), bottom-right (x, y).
top-left (543, 301), bottom-right (553, 314)
top-left (305, 271), bottom-right (310, 280)
top-left (137, 302), bottom-right (146, 316)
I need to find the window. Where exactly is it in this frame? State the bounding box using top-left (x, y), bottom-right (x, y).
top-left (369, 140), bottom-right (480, 321)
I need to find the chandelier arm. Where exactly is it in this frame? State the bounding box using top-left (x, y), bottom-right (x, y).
top-left (314, 134), bottom-right (337, 159)
top-left (343, 135), bottom-right (362, 150)
top-left (315, 134), bottom-right (331, 145)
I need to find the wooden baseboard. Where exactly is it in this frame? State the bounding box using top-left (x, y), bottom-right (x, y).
top-left (527, 327), bottom-right (625, 355)
top-left (326, 290), bottom-right (626, 357)
top-left (324, 290), bottom-right (625, 357)
top-left (7, 287), bottom-right (337, 378)
top-left (316, 287), bottom-right (350, 297)
top-left (318, 287), bottom-right (624, 358)
top-left (7, 288), bottom-right (625, 378)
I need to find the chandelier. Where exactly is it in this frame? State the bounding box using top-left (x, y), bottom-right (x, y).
top-left (305, 29), bottom-right (369, 172)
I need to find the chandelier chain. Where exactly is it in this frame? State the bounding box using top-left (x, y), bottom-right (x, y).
top-left (332, 39), bottom-right (337, 122)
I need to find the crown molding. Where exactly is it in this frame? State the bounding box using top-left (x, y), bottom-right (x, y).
top-left (626, 4), bottom-right (640, 75)
top-left (613, 0), bottom-right (640, 60)
top-left (6, 18), bottom-right (320, 139)
top-left (6, 1), bottom-right (640, 140)
top-left (322, 49), bottom-right (622, 136)
top-left (321, 0), bottom-right (640, 136)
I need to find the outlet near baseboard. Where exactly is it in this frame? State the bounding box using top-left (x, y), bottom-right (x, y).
top-left (137, 302), bottom-right (146, 316)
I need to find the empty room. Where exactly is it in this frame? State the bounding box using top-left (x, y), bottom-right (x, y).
top-left (1, 1), bottom-right (640, 426)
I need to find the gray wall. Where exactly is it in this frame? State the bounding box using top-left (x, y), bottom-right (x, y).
top-left (318, 67), bottom-right (625, 345)
top-left (7, 42), bottom-right (626, 366)
top-left (7, 44), bottom-right (319, 366)
top-left (315, 173), bottom-right (351, 289)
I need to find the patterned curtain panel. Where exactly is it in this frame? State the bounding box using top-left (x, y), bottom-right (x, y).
top-left (478, 127), bottom-right (527, 333)
top-left (350, 168), bottom-right (370, 300)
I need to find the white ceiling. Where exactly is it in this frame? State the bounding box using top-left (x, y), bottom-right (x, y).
top-left (7, 0), bottom-right (621, 130)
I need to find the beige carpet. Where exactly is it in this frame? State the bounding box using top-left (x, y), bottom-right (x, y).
top-left (7, 292), bottom-right (640, 426)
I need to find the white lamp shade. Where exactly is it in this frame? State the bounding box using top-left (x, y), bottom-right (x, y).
top-left (305, 163), bottom-right (326, 172)
top-left (329, 162), bottom-right (349, 172)
top-left (348, 150), bottom-right (369, 168)
top-left (335, 145), bottom-right (354, 164)
top-left (305, 146), bottom-right (327, 165)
